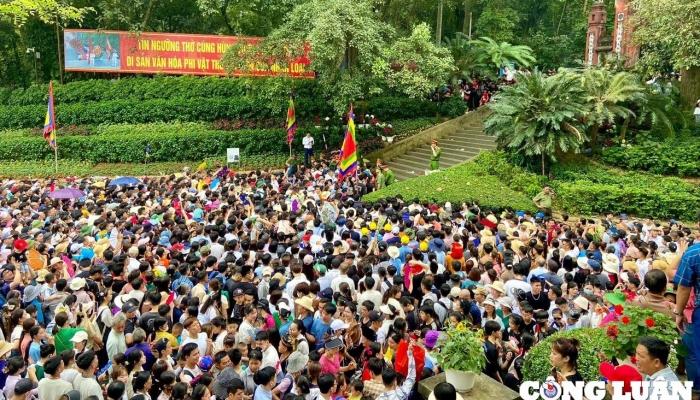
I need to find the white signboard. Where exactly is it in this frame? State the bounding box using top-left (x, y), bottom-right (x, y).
top-left (227, 148), bottom-right (240, 163)
top-left (587, 33), bottom-right (595, 66)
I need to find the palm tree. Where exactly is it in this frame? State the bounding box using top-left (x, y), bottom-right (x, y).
top-left (618, 87), bottom-right (685, 142)
top-left (442, 33), bottom-right (486, 82)
top-left (484, 69), bottom-right (588, 175)
top-left (580, 68), bottom-right (646, 147)
top-left (468, 37), bottom-right (536, 70)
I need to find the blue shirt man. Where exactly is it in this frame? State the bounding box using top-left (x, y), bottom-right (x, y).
top-left (673, 243), bottom-right (700, 394)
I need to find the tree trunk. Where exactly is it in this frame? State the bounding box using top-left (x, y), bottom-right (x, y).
top-left (142, 0), bottom-right (159, 30)
top-left (556, 0), bottom-right (568, 35)
top-left (590, 124), bottom-right (600, 147)
top-left (436, 0), bottom-right (443, 45)
top-left (619, 115), bottom-right (631, 143)
top-left (680, 65), bottom-right (700, 109)
top-left (220, 0), bottom-right (234, 34)
top-left (541, 152), bottom-right (545, 176)
top-left (462, 0), bottom-right (474, 34)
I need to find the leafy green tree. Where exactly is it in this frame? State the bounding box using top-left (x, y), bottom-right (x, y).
top-left (0, 0), bottom-right (93, 26)
top-left (442, 32), bottom-right (486, 80)
top-left (468, 37), bottom-right (536, 71)
top-left (222, 0), bottom-right (393, 113)
top-left (618, 87), bottom-right (685, 142)
top-left (580, 68), bottom-right (645, 147)
top-left (484, 69), bottom-right (587, 175)
top-left (374, 23), bottom-right (454, 98)
top-left (474, 5), bottom-right (518, 43)
top-left (631, 0), bottom-right (700, 108)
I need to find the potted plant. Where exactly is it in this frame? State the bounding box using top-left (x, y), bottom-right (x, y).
top-left (435, 321), bottom-right (485, 392)
top-left (603, 303), bottom-right (682, 366)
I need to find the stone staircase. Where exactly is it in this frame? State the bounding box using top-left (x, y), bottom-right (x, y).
top-left (383, 112), bottom-right (496, 181)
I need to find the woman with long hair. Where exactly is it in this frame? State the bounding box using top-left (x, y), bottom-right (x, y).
top-left (2, 357), bottom-right (26, 400)
top-left (550, 337), bottom-right (583, 383)
top-left (27, 325), bottom-right (48, 364)
top-left (132, 370), bottom-right (154, 400)
top-left (481, 298), bottom-right (504, 331)
top-left (156, 371), bottom-right (177, 400)
top-left (125, 348), bottom-right (146, 398)
top-left (198, 290), bottom-right (223, 325)
top-left (18, 318), bottom-right (36, 360)
top-left (288, 320), bottom-right (310, 355)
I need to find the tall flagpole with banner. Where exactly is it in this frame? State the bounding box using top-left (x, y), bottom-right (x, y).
top-left (338, 104), bottom-right (358, 182)
top-left (43, 81), bottom-right (58, 173)
top-left (286, 91), bottom-right (297, 157)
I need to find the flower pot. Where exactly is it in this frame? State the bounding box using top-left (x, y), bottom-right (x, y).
top-left (381, 136), bottom-right (387, 141)
top-left (445, 370), bottom-right (476, 392)
top-left (387, 136), bottom-right (395, 143)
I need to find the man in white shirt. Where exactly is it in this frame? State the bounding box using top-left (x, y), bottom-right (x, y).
top-left (302, 132), bottom-right (314, 168)
top-left (358, 277), bottom-right (382, 310)
top-left (331, 262), bottom-right (356, 295)
top-left (286, 263), bottom-right (310, 300)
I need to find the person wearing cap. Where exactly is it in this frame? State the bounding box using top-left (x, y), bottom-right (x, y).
top-left (599, 361), bottom-right (643, 397)
top-left (12, 378), bottom-right (38, 400)
top-left (429, 140), bottom-right (441, 171)
top-left (320, 337), bottom-right (354, 376)
top-left (273, 351), bottom-right (309, 399)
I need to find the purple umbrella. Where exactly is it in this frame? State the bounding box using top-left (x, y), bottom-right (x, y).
top-left (48, 188), bottom-right (86, 199)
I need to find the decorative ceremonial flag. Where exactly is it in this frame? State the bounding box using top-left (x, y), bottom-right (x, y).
top-left (106, 37), bottom-right (113, 61)
top-left (286, 92), bottom-right (297, 144)
top-left (338, 104), bottom-right (358, 180)
top-left (197, 161), bottom-right (207, 171)
top-left (43, 81), bottom-right (57, 149)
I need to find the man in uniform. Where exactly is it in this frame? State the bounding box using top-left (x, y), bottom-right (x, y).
top-left (383, 165), bottom-right (395, 186)
top-left (429, 140), bottom-right (441, 171)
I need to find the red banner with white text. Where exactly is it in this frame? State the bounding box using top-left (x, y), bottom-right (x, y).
top-left (63, 29), bottom-right (313, 78)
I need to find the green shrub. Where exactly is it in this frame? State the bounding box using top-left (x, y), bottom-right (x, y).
top-left (437, 96), bottom-right (468, 118)
top-left (363, 154), bottom-right (537, 213)
top-left (0, 123), bottom-right (390, 163)
top-left (1, 76), bottom-right (315, 107)
top-left (549, 159), bottom-right (700, 221)
top-left (601, 141), bottom-right (700, 177)
top-left (354, 97), bottom-right (439, 120)
top-left (522, 328), bottom-right (610, 383)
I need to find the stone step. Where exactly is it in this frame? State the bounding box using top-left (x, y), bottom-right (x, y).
top-left (443, 136), bottom-right (497, 148)
top-left (386, 155), bottom-right (465, 172)
top-left (448, 131), bottom-right (494, 140)
top-left (416, 141), bottom-right (488, 152)
top-left (410, 146), bottom-right (482, 160)
top-left (400, 151), bottom-right (470, 166)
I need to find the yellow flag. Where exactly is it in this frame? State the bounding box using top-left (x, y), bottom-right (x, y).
top-left (197, 161), bottom-right (207, 171)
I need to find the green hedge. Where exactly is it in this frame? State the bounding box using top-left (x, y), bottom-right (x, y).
top-left (0, 122), bottom-right (386, 163)
top-left (0, 76), bottom-right (316, 106)
top-left (355, 97), bottom-right (439, 120)
top-left (362, 155), bottom-right (537, 213)
top-left (522, 328), bottom-right (609, 383)
top-left (549, 159), bottom-right (700, 221)
top-left (0, 96), bottom-right (442, 131)
top-left (601, 140), bottom-right (700, 177)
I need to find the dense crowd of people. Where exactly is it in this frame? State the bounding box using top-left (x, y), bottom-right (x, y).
top-left (0, 167), bottom-right (698, 400)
